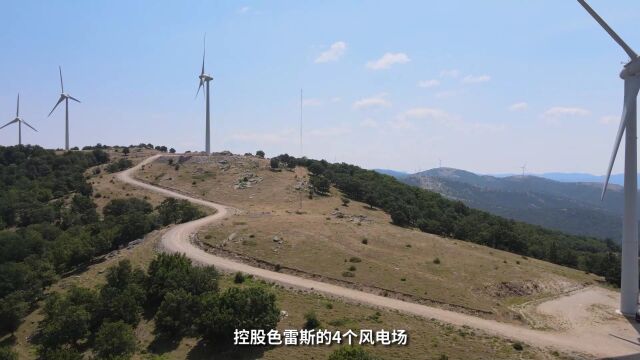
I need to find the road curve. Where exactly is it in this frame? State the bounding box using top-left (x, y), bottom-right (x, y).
top-left (117, 154), bottom-right (637, 358)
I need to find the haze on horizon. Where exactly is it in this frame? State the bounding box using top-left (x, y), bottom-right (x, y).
top-left (1, 0), bottom-right (639, 174)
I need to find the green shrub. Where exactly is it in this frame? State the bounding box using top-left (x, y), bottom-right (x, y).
top-left (234, 272), bottom-right (245, 284)
top-left (304, 311), bottom-right (320, 329)
top-left (94, 321), bottom-right (136, 359)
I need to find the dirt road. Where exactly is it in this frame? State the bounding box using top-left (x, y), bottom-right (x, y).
top-left (118, 154), bottom-right (640, 358)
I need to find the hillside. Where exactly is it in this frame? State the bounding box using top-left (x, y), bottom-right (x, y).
top-left (135, 154), bottom-right (611, 322)
top-left (401, 167), bottom-right (631, 241)
top-left (4, 148), bottom-right (568, 360)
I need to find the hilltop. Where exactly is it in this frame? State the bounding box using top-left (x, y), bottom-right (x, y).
top-left (399, 167), bottom-right (630, 241)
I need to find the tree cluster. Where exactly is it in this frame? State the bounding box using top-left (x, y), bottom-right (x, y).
top-left (36, 255), bottom-right (279, 359)
top-left (0, 146), bottom-right (205, 338)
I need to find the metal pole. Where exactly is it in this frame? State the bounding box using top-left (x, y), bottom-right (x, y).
top-left (206, 80), bottom-right (211, 155)
top-left (621, 83), bottom-right (639, 316)
top-left (65, 98), bottom-right (69, 150)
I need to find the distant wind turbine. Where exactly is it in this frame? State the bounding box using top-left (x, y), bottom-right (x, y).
top-left (578, 0), bottom-right (640, 316)
top-left (520, 163), bottom-right (527, 177)
top-left (196, 35), bottom-right (213, 155)
top-left (48, 66), bottom-right (80, 151)
top-left (1, 94), bottom-right (37, 145)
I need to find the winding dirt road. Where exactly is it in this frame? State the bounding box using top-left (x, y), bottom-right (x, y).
top-left (117, 154), bottom-right (639, 358)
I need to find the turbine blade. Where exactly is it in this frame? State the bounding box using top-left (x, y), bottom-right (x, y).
top-left (577, 0), bottom-right (638, 59)
top-left (196, 79), bottom-right (204, 98)
top-left (48, 96), bottom-right (65, 117)
top-left (59, 66), bottom-right (64, 93)
top-left (201, 34), bottom-right (206, 75)
top-left (20, 119), bottom-right (37, 132)
top-left (16, 94), bottom-right (19, 117)
top-left (602, 77), bottom-right (640, 199)
top-left (0, 119), bottom-right (19, 130)
top-left (68, 95), bottom-right (81, 103)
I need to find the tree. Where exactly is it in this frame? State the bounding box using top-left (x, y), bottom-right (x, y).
top-left (154, 289), bottom-right (196, 337)
top-left (270, 158), bottom-right (279, 169)
top-left (147, 253), bottom-right (193, 305)
top-left (0, 347), bottom-right (18, 360)
top-left (308, 162), bottom-right (325, 176)
top-left (103, 198), bottom-right (153, 217)
top-left (198, 286), bottom-right (279, 343)
top-left (0, 292), bottom-right (28, 334)
top-left (156, 198), bottom-right (204, 226)
top-left (100, 260), bottom-right (146, 325)
top-left (94, 321), bottom-right (136, 360)
top-left (37, 348), bottom-right (83, 360)
top-left (310, 175), bottom-right (330, 194)
top-left (169, 148), bottom-right (176, 154)
top-left (256, 150), bottom-right (265, 158)
top-left (39, 287), bottom-right (98, 348)
top-left (122, 147), bottom-right (130, 156)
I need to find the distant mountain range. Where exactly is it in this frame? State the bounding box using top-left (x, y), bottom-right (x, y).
top-left (374, 167), bottom-right (636, 242)
top-left (374, 168), bottom-right (637, 187)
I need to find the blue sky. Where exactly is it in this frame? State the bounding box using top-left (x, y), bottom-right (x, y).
top-left (1, 0), bottom-right (639, 174)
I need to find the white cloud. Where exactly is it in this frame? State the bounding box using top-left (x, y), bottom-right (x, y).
top-left (390, 107), bottom-right (503, 133)
top-left (231, 129), bottom-right (295, 144)
top-left (401, 107), bottom-right (451, 120)
top-left (302, 98), bottom-right (322, 107)
top-left (600, 115), bottom-right (618, 125)
top-left (365, 53), bottom-right (410, 70)
top-left (330, 97), bottom-right (342, 103)
top-left (360, 118), bottom-right (379, 128)
top-left (238, 6), bottom-right (251, 14)
top-left (543, 106), bottom-right (590, 118)
top-left (389, 107), bottom-right (451, 129)
top-left (352, 93), bottom-right (391, 110)
top-left (435, 90), bottom-right (457, 99)
top-left (462, 74), bottom-right (491, 84)
top-left (439, 69), bottom-right (460, 78)
top-left (509, 102), bottom-right (528, 111)
top-left (418, 79), bottom-right (440, 88)
top-left (315, 41), bottom-right (347, 63)
top-left (308, 126), bottom-right (351, 137)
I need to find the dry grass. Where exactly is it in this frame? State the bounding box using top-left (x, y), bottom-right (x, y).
top-left (10, 230), bottom-right (565, 360)
top-left (137, 154), bottom-right (601, 324)
top-left (4, 151), bottom-right (590, 359)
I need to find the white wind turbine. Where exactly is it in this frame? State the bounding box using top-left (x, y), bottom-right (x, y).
top-left (48, 66), bottom-right (80, 151)
top-left (578, 0), bottom-right (640, 316)
top-left (0, 94), bottom-right (37, 145)
top-left (196, 35), bottom-right (213, 155)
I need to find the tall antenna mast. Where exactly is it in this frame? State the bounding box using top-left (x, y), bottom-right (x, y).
top-left (300, 89), bottom-right (303, 157)
top-left (299, 89), bottom-right (303, 212)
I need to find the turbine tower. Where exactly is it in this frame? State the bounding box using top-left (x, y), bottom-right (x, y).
top-left (196, 35), bottom-right (213, 155)
top-left (520, 163), bottom-right (526, 177)
top-left (578, 0), bottom-right (640, 316)
top-left (48, 66), bottom-right (80, 151)
top-left (0, 94), bottom-right (38, 145)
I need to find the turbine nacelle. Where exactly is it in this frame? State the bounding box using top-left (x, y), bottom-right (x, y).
top-left (621, 57), bottom-right (640, 79)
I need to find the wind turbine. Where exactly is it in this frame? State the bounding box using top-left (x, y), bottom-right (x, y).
top-left (578, 0), bottom-right (640, 316)
top-left (0, 94), bottom-right (37, 145)
top-left (520, 163), bottom-right (526, 177)
top-left (196, 35), bottom-right (213, 155)
top-left (48, 66), bottom-right (80, 151)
